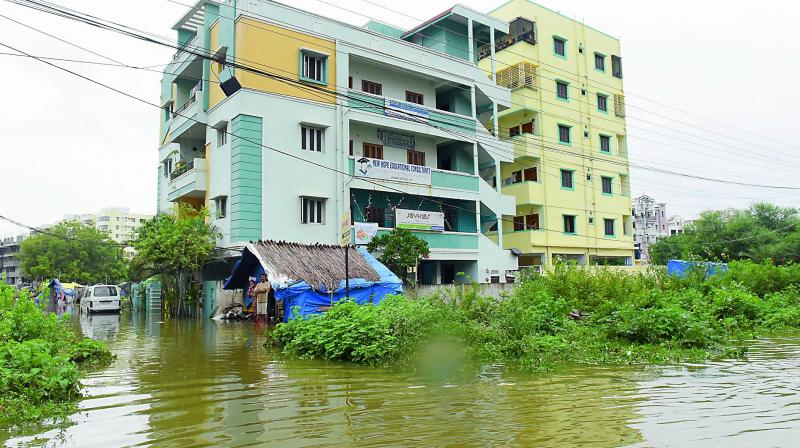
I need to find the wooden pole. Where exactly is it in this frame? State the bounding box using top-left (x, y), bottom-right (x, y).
top-left (345, 246), bottom-right (350, 298)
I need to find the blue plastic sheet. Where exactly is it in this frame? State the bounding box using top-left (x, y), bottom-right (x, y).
top-left (224, 246), bottom-right (402, 321)
top-left (667, 259), bottom-right (728, 278)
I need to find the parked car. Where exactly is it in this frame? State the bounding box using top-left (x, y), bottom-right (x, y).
top-left (80, 285), bottom-right (121, 313)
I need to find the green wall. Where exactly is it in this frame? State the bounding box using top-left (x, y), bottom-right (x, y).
top-left (230, 114), bottom-right (263, 242)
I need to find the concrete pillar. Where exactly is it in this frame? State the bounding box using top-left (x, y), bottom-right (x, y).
top-left (467, 18), bottom-right (474, 64)
top-left (490, 28), bottom-right (496, 81)
top-left (470, 85), bottom-right (477, 119)
top-left (492, 101), bottom-right (499, 139)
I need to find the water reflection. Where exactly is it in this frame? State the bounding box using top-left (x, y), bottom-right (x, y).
top-left (2, 314), bottom-right (799, 447)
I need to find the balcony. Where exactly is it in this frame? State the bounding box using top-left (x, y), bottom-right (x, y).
top-left (503, 229), bottom-right (548, 249)
top-left (477, 18), bottom-right (537, 61)
top-left (347, 89), bottom-right (476, 135)
top-left (348, 158), bottom-right (479, 194)
top-left (502, 181), bottom-right (544, 205)
top-left (167, 158), bottom-right (207, 202)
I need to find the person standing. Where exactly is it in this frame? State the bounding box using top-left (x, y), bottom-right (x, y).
top-left (253, 273), bottom-right (271, 319)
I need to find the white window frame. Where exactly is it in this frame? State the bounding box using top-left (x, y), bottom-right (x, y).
top-left (217, 125), bottom-right (228, 147)
top-left (214, 196), bottom-right (228, 219)
top-left (301, 126), bottom-right (324, 152)
top-left (301, 197), bottom-right (326, 224)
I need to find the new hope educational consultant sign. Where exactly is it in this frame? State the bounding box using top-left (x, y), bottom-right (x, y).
top-left (396, 209), bottom-right (444, 232)
top-left (354, 158), bottom-right (432, 185)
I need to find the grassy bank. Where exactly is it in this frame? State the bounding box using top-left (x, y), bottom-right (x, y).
top-left (267, 261), bottom-right (800, 370)
top-left (0, 283), bottom-right (112, 427)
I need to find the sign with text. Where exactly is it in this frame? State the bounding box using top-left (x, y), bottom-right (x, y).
top-left (396, 209), bottom-right (444, 232)
top-left (354, 157), bottom-right (432, 185)
top-left (377, 128), bottom-right (415, 150)
top-left (385, 98), bottom-right (429, 121)
top-left (340, 210), bottom-right (351, 247)
top-left (354, 222), bottom-right (379, 245)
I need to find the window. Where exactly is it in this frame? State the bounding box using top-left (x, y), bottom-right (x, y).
top-left (300, 51), bottom-right (327, 83)
top-left (560, 169), bottom-right (574, 189)
top-left (301, 126), bottom-right (323, 152)
top-left (405, 91), bottom-right (424, 105)
top-left (509, 126), bottom-right (520, 137)
top-left (513, 216), bottom-right (524, 231)
top-left (600, 135), bottom-right (611, 153)
top-left (553, 36), bottom-right (566, 57)
top-left (558, 124), bottom-right (571, 144)
top-left (349, 140), bottom-right (353, 157)
top-left (597, 94), bottom-right (608, 112)
top-left (348, 76), bottom-right (353, 89)
top-left (407, 149), bottom-right (425, 166)
top-left (365, 207), bottom-right (386, 227)
top-left (363, 142), bottom-right (383, 159)
top-left (601, 176), bottom-right (613, 194)
top-left (594, 53), bottom-right (605, 71)
top-left (511, 170), bottom-right (523, 183)
top-left (604, 218), bottom-right (615, 236)
top-left (556, 80), bottom-right (569, 100)
top-left (217, 125), bottom-right (227, 146)
top-left (361, 79), bottom-right (382, 95)
top-left (525, 214), bottom-right (540, 230)
top-left (523, 167), bottom-right (537, 182)
top-left (301, 197), bottom-right (325, 224)
top-left (521, 120), bottom-right (535, 134)
top-left (611, 55), bottom-right (623, 78)
top-left (563, 215), bottom-right (576, 234)
top-left (215, 196), bottom-right (227, 219)
top-left (162, 159), bottom-right (172, 178)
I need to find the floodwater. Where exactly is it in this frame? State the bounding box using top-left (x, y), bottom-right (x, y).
top-left (2, 309), bottom-right (799, 447)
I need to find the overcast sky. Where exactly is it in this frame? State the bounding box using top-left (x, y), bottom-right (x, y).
top-left (1, 0), bottom-right (799, 237)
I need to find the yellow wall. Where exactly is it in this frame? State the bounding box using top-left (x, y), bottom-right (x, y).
top-left (484, 0), bottom-right (633, 262)
top-left (234, 18), bottom-right (336, 104)
top-left (208, 21), bottom-right (225, 110)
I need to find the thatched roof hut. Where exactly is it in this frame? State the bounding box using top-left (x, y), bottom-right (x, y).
top-left (243, 240), bottom-right (380, 291)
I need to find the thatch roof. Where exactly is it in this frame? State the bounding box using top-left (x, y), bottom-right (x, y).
top-left (247, 240), bottom-right (380, 291)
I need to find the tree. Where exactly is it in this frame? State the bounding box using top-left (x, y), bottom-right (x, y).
top-left (18, 222), bottom-right (126, 284)
top-left (131, 204), bottom-right (219, 318)
top-left (649, 203), bottom-right (800, 265)
top-left (366, 228), bottom-right (430, 284)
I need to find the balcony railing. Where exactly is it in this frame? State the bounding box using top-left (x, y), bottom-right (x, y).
top-left (478, 32), bottom-right (536, 61)
top-left (347, 89), bottom-right (476, 134)
top-left (170, 159), bottom-right (195, 180)
top-left (173, 94), bottom-right (196, 118)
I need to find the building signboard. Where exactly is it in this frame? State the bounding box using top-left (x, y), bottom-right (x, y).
top-left (377, 128), bottom-right (415, 150)
top-left (395, 208), bottom-right (444, 232)
top-left (384, 98), bottom-right (429, 121)
top-left (354, 157), bottom-right (431, 185)
top-left (354, 222), bottom-right (379, 245)
top-left (340, 210), bottom-right (352, 247)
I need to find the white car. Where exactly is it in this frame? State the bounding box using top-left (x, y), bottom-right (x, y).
top-left (80, 285), bottom-right (121, 313)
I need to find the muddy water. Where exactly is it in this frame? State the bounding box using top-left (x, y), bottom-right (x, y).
top-left (2, 309), bottom-right (799, 447)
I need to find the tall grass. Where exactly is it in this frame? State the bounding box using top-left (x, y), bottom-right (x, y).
top-left (267, 261), bottom-right (800, 370)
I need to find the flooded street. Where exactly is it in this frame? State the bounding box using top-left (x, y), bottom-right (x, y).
top-left (2, 309), bottom-right (799, 447)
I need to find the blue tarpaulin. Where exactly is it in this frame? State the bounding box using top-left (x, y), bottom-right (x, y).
top-left (47, 278), bottom-right (75, 297)
top-left (223, 245), bottom-right (403, 322)
top-left (667, 259), bottom-right (728, 278)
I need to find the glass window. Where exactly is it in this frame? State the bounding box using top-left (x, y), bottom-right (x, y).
top-left (405, 91), bottom-right (424, 105)
top-left (597, 94), bottom-right (608, 111)
top-left (612, 55), bottom-right (623, 78)
top-left (217, 125), bottom-right (227, 146)
top-left (93, 286), bottom-right (117, 297)
top-left (361, 79), bottom-right (382, 95)
top-left (301, 52), bottom-right (326, 83)
top-left (301, 197), bottom-right (325, 224)
top-left (601, 176), bottom-right (613, 194)
top-left (560, 169), bottom-right (573, 189)
top-left (215, 196), bottom-right (227, 219)
top-left (301, 126), bottom-right (323, 152)
top-left (594, 53), bottom-right (605, 71)
top-left (563, 215), bottom-right (576, 234)
top-left (600, 135), bottom-right (611, 153)
top-left (407, 149), bottom-right (425, 166)
top-left (363, 143), bottom-right (383, 159)
top-left (558, 124), bottom-right (571, 143)
top-left (553, 36), bottom-right (566, 57)
top-left (556, 81), bottom-right (568, 100)
top-left (604, 218), bottom-right (615, 236)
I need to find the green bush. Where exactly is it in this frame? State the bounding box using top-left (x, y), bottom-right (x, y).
top-left (268, 260), bottom-right (800, 370)
top-left (0, 283), bottom-right (113, 427)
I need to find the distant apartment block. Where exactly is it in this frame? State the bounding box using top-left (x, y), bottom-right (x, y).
top-left (632, 195), bottom-right (668, 262)
top-left (0, 235), bottom-right (25, 285)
